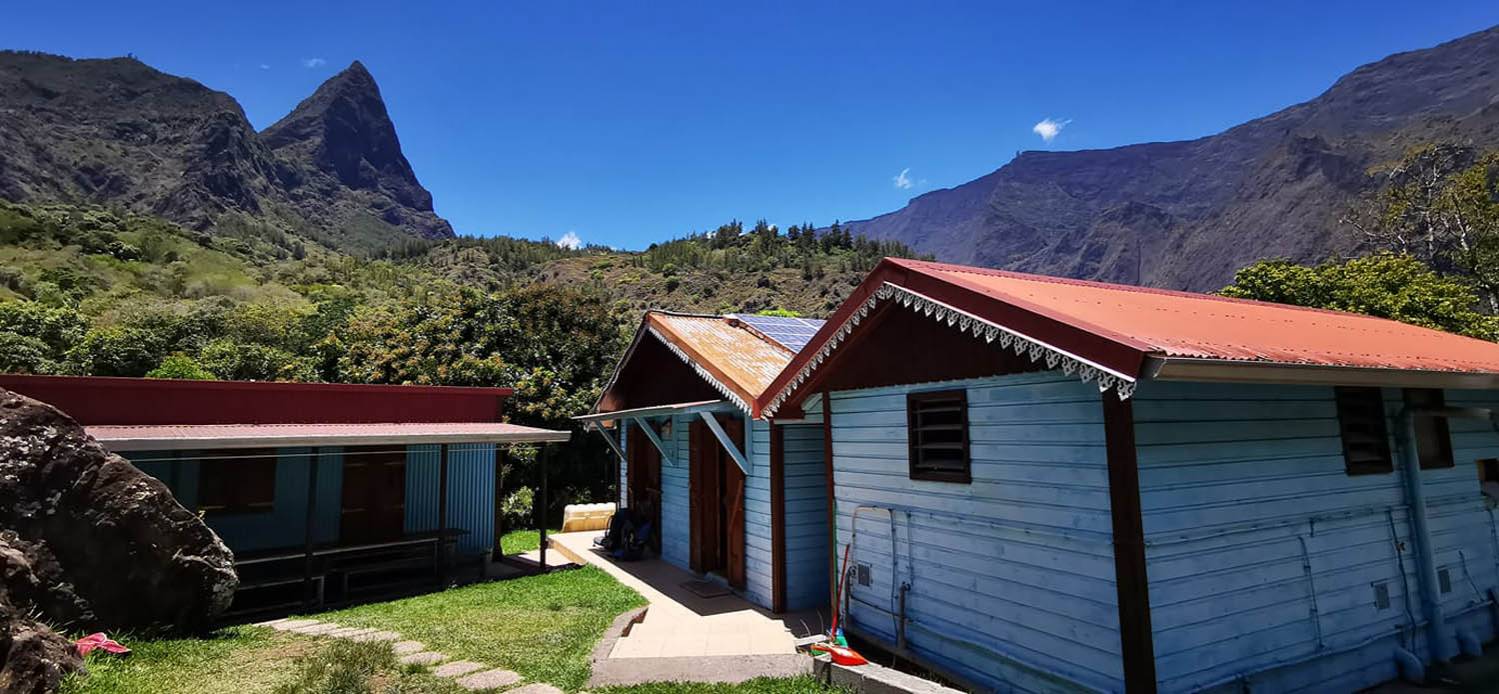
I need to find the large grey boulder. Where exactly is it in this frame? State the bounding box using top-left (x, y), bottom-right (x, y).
top-left (0, 387), bottom-right (238, 634)
top-left (0, 543), bottom-right (82, 694)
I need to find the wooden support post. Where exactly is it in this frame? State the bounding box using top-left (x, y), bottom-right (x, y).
top-left (302, 450), bottom-right (319, 608)
top-left (770, 423), bottom-right (787, 614)
top-left (539, 445), bottom-right (550, 572)
top-left (699, 411), bottom-right (750, 474)
top-left (438, 444), bottom-right (450, 580)
top-left (631, 416), bottom-right (677, 466)
top-left (495, 445), bottom-right (507, 553)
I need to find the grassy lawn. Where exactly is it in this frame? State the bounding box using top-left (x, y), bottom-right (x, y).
top-left (60, 566), bottom-right (845, 693)
top-left (60, 626), bottom-right (463, 694)
top-left (308, 565), bottom-right (643, 691)
top-left (497, 527), bottom-right (560, 556)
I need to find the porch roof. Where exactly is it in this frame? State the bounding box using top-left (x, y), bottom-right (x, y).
top-left (573, 399), bottom-right (732, 424)
top-left (88, 421), bottom-right (572, 451)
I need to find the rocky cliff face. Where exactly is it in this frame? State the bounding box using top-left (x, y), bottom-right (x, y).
top-left (262, 61), bottom-right (451, 241)
top-left (846, 25), bottom-right (1499, 291)
top-left (0, 53), bottom-right (452, 251)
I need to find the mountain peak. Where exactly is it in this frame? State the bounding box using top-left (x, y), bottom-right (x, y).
top-left (261, 60), bottom-right (453, 238)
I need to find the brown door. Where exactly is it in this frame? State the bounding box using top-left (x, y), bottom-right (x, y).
top-left (720, 416), bottom-right (747, 589)
top-left (688, 415), bottom-right (746, 589)
top-left (627, 422), bottom-right (663, 547)
top-left (341, 449), bottom-right (407, 544)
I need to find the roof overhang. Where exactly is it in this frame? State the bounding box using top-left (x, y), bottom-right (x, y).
top-left (762, 273), bottom-right (1144, 417)
top-left (574, 399), bottom-right (735, 424)
top-left (90, 422), bottom-right (572, 451)
top-left (1147, 357), bottom-right (1499, 391)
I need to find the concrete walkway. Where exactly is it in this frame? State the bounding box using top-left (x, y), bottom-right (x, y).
top-left (549, 531), bottom-right (819, 686)
top-left (255, 617), bottom-right (561, 693)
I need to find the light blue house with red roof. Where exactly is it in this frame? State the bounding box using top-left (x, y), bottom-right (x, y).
top-left (751, 258), bottom-right (1499, 693)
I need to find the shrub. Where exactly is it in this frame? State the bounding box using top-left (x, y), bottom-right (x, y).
top-left (146, 354), bottom-right (216, 380)
top-left (501, 486), bottom-right (535, 530)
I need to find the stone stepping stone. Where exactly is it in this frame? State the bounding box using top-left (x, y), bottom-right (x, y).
top-left (327, 627), bottom-right (378, 639)
top-left (399, 651), bottom-right (448, 666)
top-left (433, 661), bottom-right (487, 678)
top-left (253, 618), bottom-right (292, 628)
top-left (455, 668), bottom-right (523, 691)
top-left (351, 630), bottom-right (402, 643)
top-left (291, 623), bottom-right (343, 635)
top-left (391, 640), bottom-right (426, 655)
top-left (505, 685), bottom-right (563, 694)
top-left (271, 619), bottom-right (320, 631)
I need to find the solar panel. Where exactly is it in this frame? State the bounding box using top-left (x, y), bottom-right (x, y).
top-left (732, 314), bottom-right (827, 353)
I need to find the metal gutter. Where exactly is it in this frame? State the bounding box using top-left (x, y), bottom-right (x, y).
top-left (1147, 357), bottom-right (1499, 391)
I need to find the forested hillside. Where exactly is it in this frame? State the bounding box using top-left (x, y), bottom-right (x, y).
top-left (0, 202), bottom-right (920, 401)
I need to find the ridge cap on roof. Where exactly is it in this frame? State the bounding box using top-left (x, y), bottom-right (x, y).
top-left (887, 258), bottom-right (1403, 321)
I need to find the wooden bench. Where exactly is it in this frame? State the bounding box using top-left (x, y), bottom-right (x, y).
top-left (227, 531), bottom-right (462, 615)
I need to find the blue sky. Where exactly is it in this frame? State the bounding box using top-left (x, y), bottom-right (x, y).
top-left (5, 2), bottom-right (1498, 249)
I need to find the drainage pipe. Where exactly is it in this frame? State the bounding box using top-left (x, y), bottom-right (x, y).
top-left (1398, 405), bottom-right (1452, 666)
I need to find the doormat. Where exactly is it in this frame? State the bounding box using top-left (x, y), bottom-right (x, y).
top-left (681, 580), bottom-right (731, 598)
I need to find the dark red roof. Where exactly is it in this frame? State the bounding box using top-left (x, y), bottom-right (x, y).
top-left (0, 374), bottom-right (513, 426)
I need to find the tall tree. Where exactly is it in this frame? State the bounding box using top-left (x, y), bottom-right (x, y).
top-left (1348, 144), bottom-right (1499, 308)
top-left (1221, 253), bottom-right (1499, 340)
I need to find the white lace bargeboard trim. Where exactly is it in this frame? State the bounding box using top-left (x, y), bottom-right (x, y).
top-left (647, 326), bottom-right (753, 414)
top-left (762, 282), bottom-right (1137, 417)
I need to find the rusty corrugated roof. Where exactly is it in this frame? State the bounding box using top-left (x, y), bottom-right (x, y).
top-left (645, 312), bottom-right (799, 409)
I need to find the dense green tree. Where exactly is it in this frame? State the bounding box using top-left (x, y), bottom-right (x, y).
top-left (146, 354), bottom-right (216, 380)
top-left (1221, 253), bottom-right (1499, 340)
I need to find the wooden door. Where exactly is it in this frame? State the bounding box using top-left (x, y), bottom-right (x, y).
top-left (688, 415), bottom-right (746, 588)
top-left (690, 419), bottom-right (722, 573)
top-left (627, 422), bottom-right (663, 546)
top-left (341, 449), bottom-right (407, 544)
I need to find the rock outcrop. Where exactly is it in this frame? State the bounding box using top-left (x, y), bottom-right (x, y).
top-left (0, 387), bottom-right (238, 634)
top-left (0, 542), bottom-right (82, 694)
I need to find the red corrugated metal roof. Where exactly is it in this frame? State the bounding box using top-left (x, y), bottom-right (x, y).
top-left (88, 422), bottom-right (571, 451)
top-left (916, 260), bottom-right (1499, 373)
top-left (761, 258), bottom-right (1499, 416)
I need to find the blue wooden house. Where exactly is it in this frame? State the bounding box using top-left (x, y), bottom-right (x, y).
top-left (581, 310), bottom-right (832, 613)
top-left (0, 375), bottom-right (570, 614)
top-left (754, 258), bottom-right (1499, 693)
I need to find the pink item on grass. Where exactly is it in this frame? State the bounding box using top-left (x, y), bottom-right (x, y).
top-left (74, 632), bottom-right (129, 656)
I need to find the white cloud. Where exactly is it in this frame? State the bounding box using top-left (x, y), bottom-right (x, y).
top-left (893, 168), bottom-right (913, 190)
top-left (1032, 118), bottom-right (1070, 143)
top-left (557, 231), bottom-right (583, 250)
top-left (259, 64), bottom-right (271, 70)
top-left (301, 57), bottom-right (328, 68)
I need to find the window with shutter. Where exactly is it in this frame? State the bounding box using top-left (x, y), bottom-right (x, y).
top-left (907, 389), bottom-right (971, 483)
top-left (1335, 387), bottom-right (1393, 476)
top-left (197, 449), bottom-right (277, 514)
